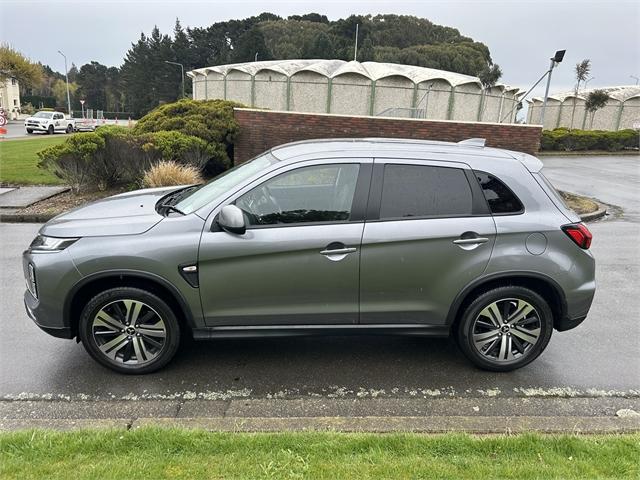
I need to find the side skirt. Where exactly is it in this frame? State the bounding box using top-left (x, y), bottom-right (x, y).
top-left (191, 324), bottom-right (450, 340)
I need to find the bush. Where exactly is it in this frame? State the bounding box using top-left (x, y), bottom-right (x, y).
top-left (133, 99), bottom-right (243, 173)
top-left (541, 128), bottom-right (639, 151)
top-left (37, 126), bottom-right (215, 192)
top-left (37, 133), bottom-right (107, 192)
top-left (142, 161), bottom-right (203, 188)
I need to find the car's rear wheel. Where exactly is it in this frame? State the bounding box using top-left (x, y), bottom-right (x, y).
top-left (456, 286), bottom-right (553, 371)
top-left (66, 124), bottom-right (73, 134)
top-left (78, 287), bottom-right (181, 374)
top-left (47, 125), bottom-right (54, 135)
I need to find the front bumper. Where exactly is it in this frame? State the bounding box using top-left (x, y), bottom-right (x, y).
top-left (25, 123), bottom-right (48, 132)
top-left (22, 248), bottom-right (83, 339)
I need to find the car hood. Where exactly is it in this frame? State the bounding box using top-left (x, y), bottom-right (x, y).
top-left (40, 186), bottom-right (183, 238)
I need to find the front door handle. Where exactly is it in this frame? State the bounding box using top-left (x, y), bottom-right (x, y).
top-left (453, 237), bottom-right (489, 245)
top-left (320, 247), bottom-right (357, 255)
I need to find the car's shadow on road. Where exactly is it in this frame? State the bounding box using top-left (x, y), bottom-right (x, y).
top-left (16, 334), bottom-right (569, 398)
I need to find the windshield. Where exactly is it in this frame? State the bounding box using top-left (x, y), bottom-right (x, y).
top-left (174, 154), bottom-right (278, 214)
top-left (34, 112), bottom-right (54, 118)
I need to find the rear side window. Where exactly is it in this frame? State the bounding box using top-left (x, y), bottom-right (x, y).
top-left (475, 171), bottom-right (523, 214)
top-left (379, 164), bottom-right (473, 219)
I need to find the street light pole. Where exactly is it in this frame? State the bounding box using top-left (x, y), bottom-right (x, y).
top-left (57, 50), bottom-right (72, 117)
top-left (164, 60), bottom-right (185, 99)
top-left (539, 49), bottom-right (566, 126)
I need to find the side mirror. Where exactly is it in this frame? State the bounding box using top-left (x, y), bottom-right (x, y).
top-left (217, 205), bottom-right (246, 235)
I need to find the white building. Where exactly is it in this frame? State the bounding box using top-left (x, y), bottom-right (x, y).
top-left (188, 59), bottom-right (523, 123)
top-left (527, 86), bottom-right (640, 131)
top-left (0, 77), bottom-right (21, 116)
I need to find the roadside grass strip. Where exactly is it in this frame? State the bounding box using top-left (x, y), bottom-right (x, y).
top-left (0, 136), bottom-right (66, 185)
top-left (1, 428), bottom-right (638, 479)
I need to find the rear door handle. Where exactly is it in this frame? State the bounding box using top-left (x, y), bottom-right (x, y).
top-left (453, 237), bottom-right (489, 245)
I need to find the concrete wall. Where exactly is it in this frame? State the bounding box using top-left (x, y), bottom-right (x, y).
top-left (528, 97), bottom-right (640, 130)
top-left (233, 108), bottom-right (542, 165)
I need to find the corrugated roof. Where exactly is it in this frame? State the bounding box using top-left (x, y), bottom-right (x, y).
top-left (528, 85), bottom-right (640, 103)
top-left (188, 59), bottom-right (519, 92)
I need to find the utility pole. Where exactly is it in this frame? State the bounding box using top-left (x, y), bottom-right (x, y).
top-left (57, 50), bottom-right (72, 117)
top-left (539, 50), bottom-right (566, 126)
top-left (354, 24), bottom-right (359, 61)
top-left (164, 60), bottom-right (185, 99)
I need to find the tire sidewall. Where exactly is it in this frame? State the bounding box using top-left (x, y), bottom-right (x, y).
top-left (79, 287), bottom-right (181, 374)
top-left (47, 125), bottom-right (54, 135)
top-left (457, 286), bottom-right (553, 372)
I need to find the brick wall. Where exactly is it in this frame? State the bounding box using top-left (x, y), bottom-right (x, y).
top-left (233, 108), bottom-right (542, 164)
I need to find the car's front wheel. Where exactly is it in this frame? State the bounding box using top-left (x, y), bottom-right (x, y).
top-left (26, 128), bottom-right (33, 134)
top-left (78, 287), bottom-right (181, 374)
top-left (47, 125), bottom-right (54, 135)
top-left (456, 286), bottom-right (553, 371)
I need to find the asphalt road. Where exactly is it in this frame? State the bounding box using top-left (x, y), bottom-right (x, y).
top-left (0, 155), bottom-right (638, 403)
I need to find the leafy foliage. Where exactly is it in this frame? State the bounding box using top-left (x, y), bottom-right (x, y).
top-left (133, 99), bottom-right (242, 174)
top-left (0, 43), bottom-right (43, 88)
top-left (584, 90), bottom-right (610, 113)
top-left (541, 128), bottom-right (639, 151)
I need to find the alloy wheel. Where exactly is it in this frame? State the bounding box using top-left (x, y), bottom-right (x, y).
top-left (91, 299), bottom-right (167, 365)
top-left (471, 298), bottom-right (541, 362)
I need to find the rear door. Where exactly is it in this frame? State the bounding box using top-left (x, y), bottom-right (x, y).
top-left (360, 159), bottom-right (496, 325)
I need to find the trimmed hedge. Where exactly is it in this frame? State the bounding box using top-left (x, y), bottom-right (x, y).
top-left (541, 128), bottom-right (639, 152)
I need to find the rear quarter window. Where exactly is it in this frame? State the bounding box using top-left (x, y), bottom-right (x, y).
top-left (475, 171), bottom-right (524, 215)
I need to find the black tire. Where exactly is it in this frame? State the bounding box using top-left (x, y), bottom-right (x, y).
top-left (456, 286), bottom-right (553, 372)
top-left (47, 124), bottom-right (54, 135)
top-left (78, 287), bottom-right (181, 374)
top-left (66, 124), bottom-right (73, 134)
top-left (26, 128), bottom-right (33, 134)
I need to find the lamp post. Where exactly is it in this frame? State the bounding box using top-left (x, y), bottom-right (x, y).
top-left (539, 49), bottom-right (566, 126)
top-left (57, 50), bottom-right (72, 117)
top-left (164, 60), bottom-right (185, 99)
top-left (631, 75), bottom-right (639, 86)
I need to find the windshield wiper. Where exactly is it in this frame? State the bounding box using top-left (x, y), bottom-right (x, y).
top-left (159, 204), bottom-right (186, 216)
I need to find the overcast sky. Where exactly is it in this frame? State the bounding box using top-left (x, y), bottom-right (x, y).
top-left (1, 0), bottom-right (639, 98)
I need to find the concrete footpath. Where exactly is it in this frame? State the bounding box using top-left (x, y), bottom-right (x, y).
top-left (2, 397), bottom-right (639, 432)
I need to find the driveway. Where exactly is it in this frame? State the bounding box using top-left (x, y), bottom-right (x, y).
top-left (0, 155), bottom-right (638, 407)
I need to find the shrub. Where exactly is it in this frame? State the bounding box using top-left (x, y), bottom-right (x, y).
top-left (37, 133), bottom-right (107, 192)
top-left (133, 99), bottom-right (243, 173)
top-left (139, 130), bottom-right (218, 171)
top-left (541, 128), bottom-right (640, 151)
top-left (142, 161), bottom-right (203, 188)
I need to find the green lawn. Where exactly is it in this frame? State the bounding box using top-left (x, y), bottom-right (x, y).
top-left (1, 429), bottom-right (638, 479)
top-left (0, 136), bottom-right (66, 185)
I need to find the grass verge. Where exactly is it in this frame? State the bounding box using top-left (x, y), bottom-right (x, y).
top-left (0, 135), bottom-right (66, 185)
top-left (1, 428), bottom-right (638, 479)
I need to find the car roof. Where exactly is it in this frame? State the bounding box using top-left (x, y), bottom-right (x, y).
top-left (269, 138), bottom-right (543, 173)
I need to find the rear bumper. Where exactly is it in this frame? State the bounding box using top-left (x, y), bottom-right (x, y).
top-left (555, 314), bottom-right (587, 332)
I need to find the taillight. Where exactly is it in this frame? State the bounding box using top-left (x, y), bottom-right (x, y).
top-left (562, 223), bottom-right (592, 249)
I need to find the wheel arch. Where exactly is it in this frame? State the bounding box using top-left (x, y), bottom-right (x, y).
top-left (64, 270), bottom-right (197, 339)
top-left (447, 272), bottom-right (567, 330)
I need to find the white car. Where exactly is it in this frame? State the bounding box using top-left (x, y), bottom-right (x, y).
top-left (25, 111), bottom-right (75, 134)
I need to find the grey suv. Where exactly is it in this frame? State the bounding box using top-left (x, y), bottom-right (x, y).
top-left (23, 138), bottom-right (595, 374)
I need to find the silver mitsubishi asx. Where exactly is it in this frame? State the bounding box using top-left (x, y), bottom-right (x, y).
top-left (23, 138), bottom-right (595, 374)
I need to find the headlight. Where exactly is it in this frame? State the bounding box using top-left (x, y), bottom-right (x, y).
top-left (29, 235), bottom-right (78, 252)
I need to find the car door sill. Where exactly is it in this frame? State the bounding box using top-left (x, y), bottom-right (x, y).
top-left (192, 324), bottom-right (450, 340)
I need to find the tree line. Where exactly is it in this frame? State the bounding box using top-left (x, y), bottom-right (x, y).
top-left (16, 13), bottom-right (502, 117)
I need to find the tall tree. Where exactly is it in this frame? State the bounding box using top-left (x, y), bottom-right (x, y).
top-left (584, 89), bottom-right (609, 129)
top-left (571, 59), bottom-right (591, 129)
top-left (0, 43), bottom-right (43, 88)
top-left (76, 61), bottom-right (109, 110)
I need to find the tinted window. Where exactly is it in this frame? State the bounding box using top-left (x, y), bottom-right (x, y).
top-left (54, 113), bottom-right (63, 119)
top-left (379, 164), bottom-right (473, 219)
top-left (236, 164), bottom-right (360, 226)
top-left (475, 171), bottom-right (523, 214)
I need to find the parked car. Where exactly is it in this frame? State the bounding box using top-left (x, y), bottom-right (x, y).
top-left (25, 111), bottom-right (75, 134)
top-left (22, 138), bottom-right (595, 374)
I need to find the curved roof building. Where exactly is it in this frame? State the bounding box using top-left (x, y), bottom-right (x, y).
top-left (188, 59), bottom-right (523, 123)
top-left (527, 85), bottom-right (640, 130)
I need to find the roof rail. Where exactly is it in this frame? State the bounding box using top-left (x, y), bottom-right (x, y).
top-left (458, 138), bottom-right (486, 147)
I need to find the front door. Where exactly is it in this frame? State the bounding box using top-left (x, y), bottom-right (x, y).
top-left (360, 160), bottom-right (496, 325)
top-left (198, 160), bottom-right (372, 326)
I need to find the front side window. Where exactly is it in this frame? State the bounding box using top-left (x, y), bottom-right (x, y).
top-left (475, 171), bottom-right (523, 214)
top-left (236, 164), bottom-right (360, 226)
top-left (379, 164), bottom-right (473, 219)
